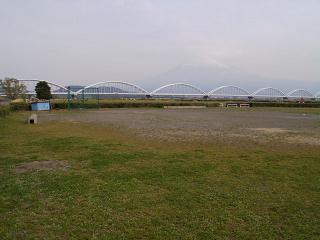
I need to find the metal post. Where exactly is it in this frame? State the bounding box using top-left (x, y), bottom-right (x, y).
top-left (67, 86), bottom-right (71, 111)
top-left (97, 87), bottom-right (100, 107)
top-left (82, 89), bottom-right (85, 104)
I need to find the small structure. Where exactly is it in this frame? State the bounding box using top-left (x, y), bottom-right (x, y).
top-left (239, 103), bottom-right (251, 108)
top-left (226, 103), bottom-right (239, 108)
top-left (31, 101), bottom-right (50, 111)
top-left (224, 102), bottom-right (252, 108)
top-left (28, 114), bottom-right (38, 124)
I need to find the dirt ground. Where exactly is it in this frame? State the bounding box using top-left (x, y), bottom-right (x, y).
top-left (38, 108), bottom-right (320, 145)
top-left (15, 160), bottom-right (69, 173)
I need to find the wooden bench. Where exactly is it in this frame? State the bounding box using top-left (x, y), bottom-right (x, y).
top-left (226, 103), bottom-right (239, 108)
top-left (225, 103), bottom-right (252, 108)
top-left (240, 103), bottom-right (251, 108)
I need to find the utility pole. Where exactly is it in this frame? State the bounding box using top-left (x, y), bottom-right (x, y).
top-left (67, 86), bottom-right (71, 111)
top-left (97, 87), bottom-right (100, 107)
top-left (82, 89), bottom-right (85, 104)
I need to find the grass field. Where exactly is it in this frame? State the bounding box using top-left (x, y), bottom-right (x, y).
top-left (0, 110), bottom-right (320, 239)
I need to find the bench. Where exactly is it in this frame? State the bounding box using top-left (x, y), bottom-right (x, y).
top-left (240, 103), bottom-right (251, 108)
top-left (226, 103), bottom-right (239, 108)
top-left (225, 103), bottom-right (252, 108)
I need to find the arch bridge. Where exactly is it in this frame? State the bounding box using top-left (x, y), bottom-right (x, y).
top-left (287, 89), bottom-right (315, 99)
top-left (18, 79), bottom-right (74, 96)
top-left (76, 81), bottom-right (149, 96)
top-left (150, 83), bottom-right (206, 98)
top-left (15, 79), bottom-right (320, 100)
top-left (208, 85), bottom-right (250, 98)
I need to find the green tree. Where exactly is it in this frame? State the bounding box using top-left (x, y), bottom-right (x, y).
top-left (35, 81), bottom-right (52, 100)
top-left (0, 78), bottom-right (27, 100)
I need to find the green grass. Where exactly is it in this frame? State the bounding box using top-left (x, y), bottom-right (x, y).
top-left (51, 98), bottom-right (221, 109)
top-left (0, 112), bottom-right (319, 239)
top-left (7, 98), bottom-right (320, 112)
top-left (0, 105), bottom-right (10, 117)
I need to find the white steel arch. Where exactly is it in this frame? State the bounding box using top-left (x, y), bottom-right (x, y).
top-left (208, 85), bottom-right (250, 97)
top-left (151, 83), bottom-right (206, 96)
top-left (287, 89), bottom-right (315, 98)
top-left (11, 79), bottom-right (319, 100)
top-left (76, 81), bottom-right (149, 95)
top-left (18, 79), bottom-right (72, 95)
top-left (252, 87), bottom-right (286, 98)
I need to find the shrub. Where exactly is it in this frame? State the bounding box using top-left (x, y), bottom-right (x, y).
top-left (50, 100), bottom-right (220, 109)
top-left (10, 102), bottom-right (30, 111)
top-left (0, 105), bottom-right (10, 117)
top-left (251, 102), bottom-right (320, 108)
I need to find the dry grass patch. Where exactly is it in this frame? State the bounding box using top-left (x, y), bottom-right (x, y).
top-left (248, 128), bottom-right (294, 134)
top-left (15, 160), bottom-right (69, 173)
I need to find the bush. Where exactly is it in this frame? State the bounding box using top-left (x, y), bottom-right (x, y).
top-left (251, 102), bottom-right (320, 108)
top-left (5, 99), bottom-right (320, 111)
top-left (51, 101), bottom-right (67, 109)
top-left (0, 105), bottom-right (10, 117)
top-left (50, 100), bottom-right (220, 109)
top-left (0, 101), bottom-right (26, 118)
top-left (10, 102), bottom-right (30, 111)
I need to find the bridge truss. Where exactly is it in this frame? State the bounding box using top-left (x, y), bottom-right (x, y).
top-left (15, 79), bottom-right (320, 100)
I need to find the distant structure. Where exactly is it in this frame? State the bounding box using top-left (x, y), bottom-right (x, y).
top-left (252, 87), bottom-right (286, 100)
top-left (17, 79), bottom-right (319, 100)
top-left (0, 85), bottom-right (4, 96)
top-left (66, 85), bottom-right (86, 93)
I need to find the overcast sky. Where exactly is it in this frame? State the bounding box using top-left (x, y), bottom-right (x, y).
top-left (0, 0), bottom-right (319, 91)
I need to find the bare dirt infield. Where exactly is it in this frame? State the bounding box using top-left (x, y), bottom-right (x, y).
top-left (39, 108), bottom-right (320, 145)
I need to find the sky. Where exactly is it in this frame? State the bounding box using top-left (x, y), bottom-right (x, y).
top-left (0, 0), bottom-right (319, 92)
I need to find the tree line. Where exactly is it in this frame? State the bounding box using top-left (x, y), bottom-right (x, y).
top-left (0, 78), bottom-right (52, 100)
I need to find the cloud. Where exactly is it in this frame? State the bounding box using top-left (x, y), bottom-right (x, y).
top-left (0, 0), bottom-right (319, 88)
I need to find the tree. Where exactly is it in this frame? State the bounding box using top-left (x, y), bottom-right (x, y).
top-left (0, 78), bottom-right (27, 100)
top-left (35, 81), bottom-right (52, 100)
